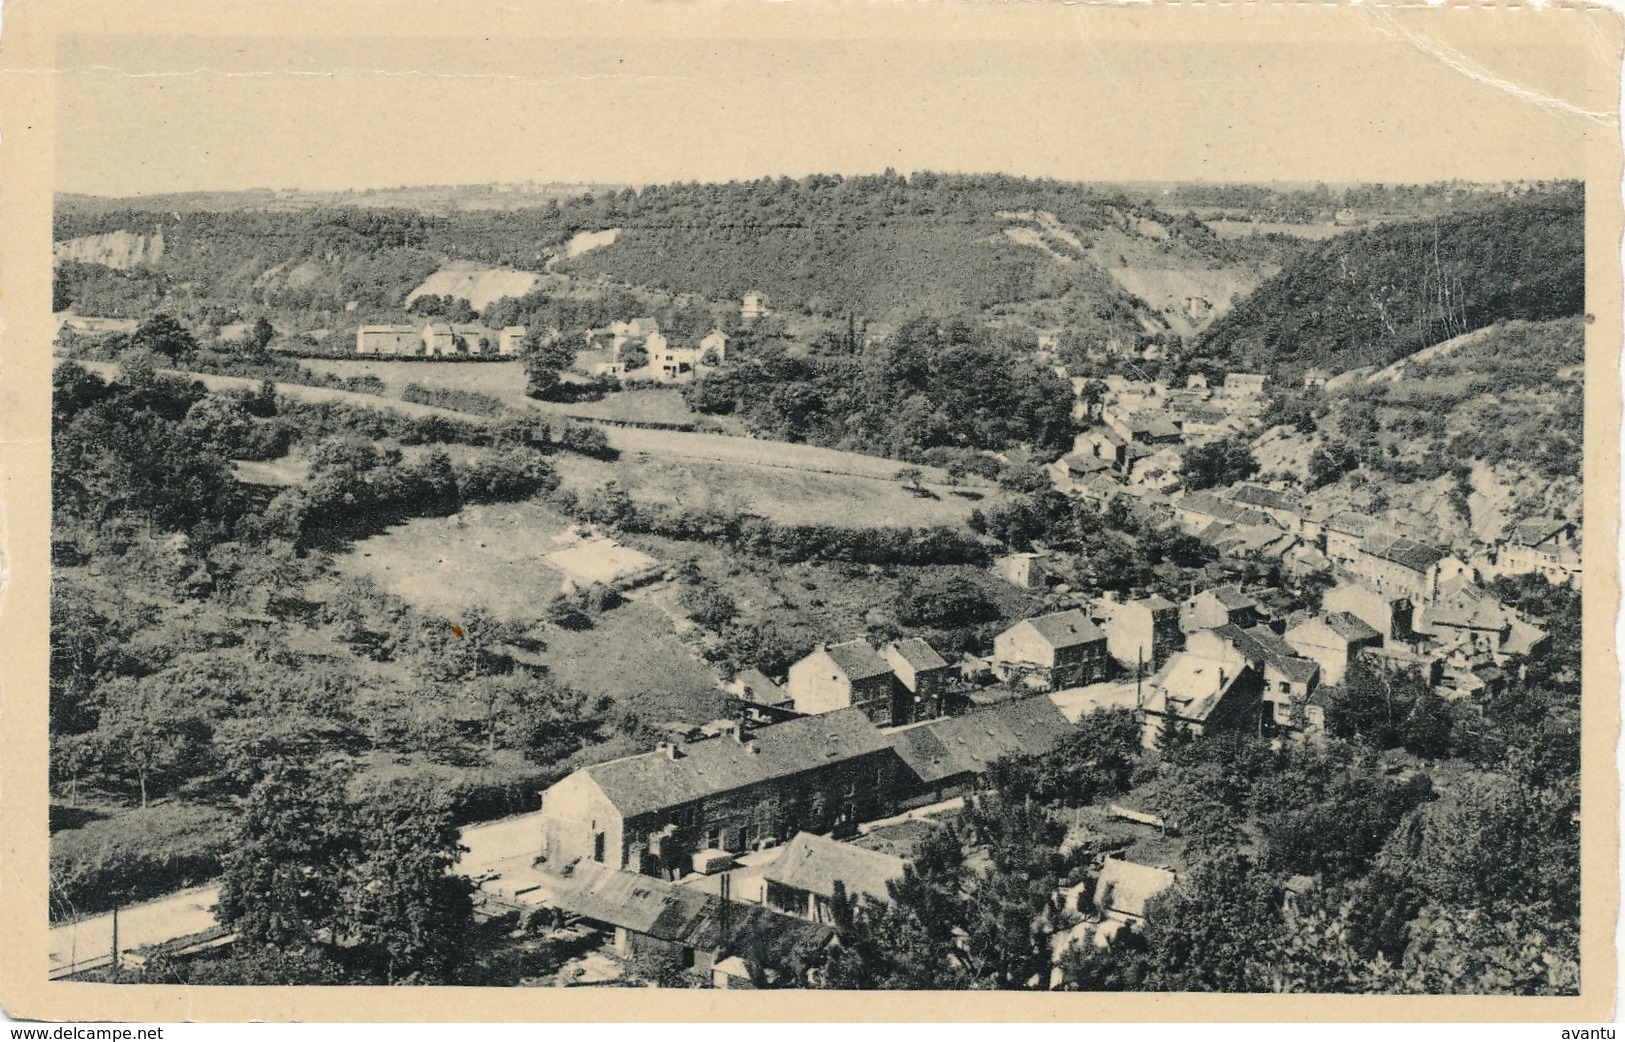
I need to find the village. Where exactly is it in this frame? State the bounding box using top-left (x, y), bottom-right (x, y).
top-left (412, 353), bottom-right (1580, 989)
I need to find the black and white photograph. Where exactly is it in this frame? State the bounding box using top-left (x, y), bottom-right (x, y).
top-left (5, 0), bottom-right (1620, 1022)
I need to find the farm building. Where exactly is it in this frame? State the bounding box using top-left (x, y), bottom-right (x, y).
top-left (498, 326), bottom-right (527, 355)
top-left (355, 324), bottom-right (422, 355)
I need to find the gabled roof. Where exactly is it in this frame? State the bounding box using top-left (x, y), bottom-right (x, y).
top-left (1094, 858), bottom-right (1177, 919)
top-left (884, 637), bottom-right (949, 673)
top-left (888, 696), bottom-right (1074, 785)
top-left (552, 861), bottom-right (832, 959)
top-left (1013, 609), bottom-right (1106, 650)
top-left (1211, 624), bottom-right (1320, 685)
top-left (733, 668), bottom-right (789, 707)
top-left (1508, 517), bottom-right (1572, 547)
top-left (1321, 611), bottom-right (1383, 642)
top-left (1325, 511), bottom-right (1376, 537)
top-left (357, 324), bottom-right (417, 334)
top-left (1136, 594), bottom-right (1178, 613)
top-left (760, 832), bottom-right (907, 904)
top-left (1229, 484), bottom-right (1304, 515)
top-left (819, 639), bottom-right (893, 682)
top-left (581, 707), bottom-right (892, 818)
top-left (1206, 584), bottom-right (1257, 611)
top-left (1060, 452), bottom-right (1113, 475)
top-left (1361, 536), bottom-right (1447, 574)
top-left (1144, 653), bottom-right (1256, 725)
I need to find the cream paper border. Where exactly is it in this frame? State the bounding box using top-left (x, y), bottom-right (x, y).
top-left (0, 0), bottom-right (1619, 1023)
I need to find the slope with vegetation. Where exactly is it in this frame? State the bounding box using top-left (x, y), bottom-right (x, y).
top-left (1195, 183), bottom-right (1583, 380)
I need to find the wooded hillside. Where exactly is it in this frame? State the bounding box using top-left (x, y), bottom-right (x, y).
top-left (1192, 184), bottom-right (1584, 379)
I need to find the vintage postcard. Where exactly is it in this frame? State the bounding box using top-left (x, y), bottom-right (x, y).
top-left (0, 0), bottom-right (1619, 1024)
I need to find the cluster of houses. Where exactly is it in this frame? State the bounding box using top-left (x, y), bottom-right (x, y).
top-left (580, 317), bottom-right (730, 382)
top-left (355, 321), bottom-right (527, 357)
top-left (517, 497), bottom-right (1572, 983)
top-left (1049, 370), bottom-right (1270, 501)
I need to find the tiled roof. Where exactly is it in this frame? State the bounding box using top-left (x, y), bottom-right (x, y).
top-left (1315, 611), bottom-right (1383, 644)
top-left (885, 637), bottom-right (949, 673)
top-left (822, 639), bottom-right (894, 682)
top-left (1021, 609), bottom-right (1106, 650)
top-left (1210, 624), bottom-right (1319, 685)
top-left (582, 707), bottom-right (892, 818)
top-left (1362, 536), bottom-right (1447, 575)
top-left (551, 861), bottom-right (832, 959)
top-left (888, 696), bottom-right (1074, 785)
top-left (1229, 484), bottom-right (1304, 515)
top-left (1509, 518), bottom-right (1571, 548)
top-left (1210, 584), bottom-right (1258, 610)
top-left (759, 832), bottom-right (907, 903)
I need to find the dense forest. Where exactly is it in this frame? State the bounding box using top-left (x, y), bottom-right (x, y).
top-left (1194, 183), bottom-right (1584, 379)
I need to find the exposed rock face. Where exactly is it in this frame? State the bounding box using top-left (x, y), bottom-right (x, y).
top-left (54, 230), bottom-right (165, 269)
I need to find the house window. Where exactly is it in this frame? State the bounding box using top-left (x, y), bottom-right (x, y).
top-left (593, 832), bottom-right (606, 863)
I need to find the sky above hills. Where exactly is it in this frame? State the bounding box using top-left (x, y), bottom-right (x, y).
top-left (51, 6), bottom-right (1604, 197)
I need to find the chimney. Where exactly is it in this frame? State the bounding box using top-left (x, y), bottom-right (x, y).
top-left (658, 741), bottom-right (684, 760)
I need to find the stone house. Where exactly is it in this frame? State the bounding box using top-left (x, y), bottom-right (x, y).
top-left (887, 696), bottom-right (1077, 807)
top-left (1137, 652), bottom-right (1264, 747)
top-left (548, 860), bottom-right (833, 983)
top-left (993, 610), bottom-right (1110, 692)
top-left (1102, 595), bottom-right (1181, 673)
top-left (760, 832), bottom-right (907, 924)
top-left (1283, 612), bottom-right (1384, 686)
top-left (881, 638), bottom-right (953, 723)
top-left (787, 640), bottom-right (898, 724)
top-left (1178, 584), bottom-right (1260, 634)
top-left (538, 709), bottom-right (899, 878)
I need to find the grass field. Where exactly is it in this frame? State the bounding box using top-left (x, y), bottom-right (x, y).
top-left (549, 451), bottom-right (1000, 528)
top-left (334, 498), bottom-right (725, 724)
top-left (541, 600), bottom-right (729, 725)
top-left (303, 358), bottom-right (531, 404)
top-left (334, 500), bottom-right (581, 624)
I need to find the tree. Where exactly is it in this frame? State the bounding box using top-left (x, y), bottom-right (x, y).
top-left (128, 313), bottom-right (197, 361)
top-left (247, 317), bottom-right (276, 353)
top-left (1137, 852), bottom-right (1283, 992)
top-left (1308, 439), bottom-right (1362, 490)
top-left (90, 676), bottom-right (212, 808)
top-left (344, 778), bottom-right (475, 983)
top-left (1181, 434), bottom-right (1261, 491)
top-left (523, 332), bottom-right (579, 400)
top-left (894, 573), bottom-right (997, 628)
top-left (216, 757), bottom-right (357, 949)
